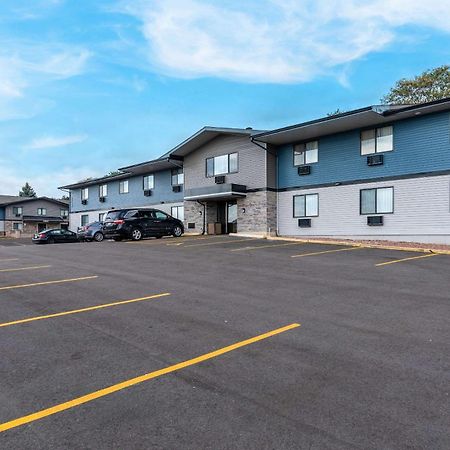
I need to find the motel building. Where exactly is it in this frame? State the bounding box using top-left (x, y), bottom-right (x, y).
top-left (60, 97), bottom-right (450, 245)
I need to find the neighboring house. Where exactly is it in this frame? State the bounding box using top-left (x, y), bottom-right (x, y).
top-left (59, 97), bottom-right (450, 244)
top-left (0, 196), bottom-right (69, 237)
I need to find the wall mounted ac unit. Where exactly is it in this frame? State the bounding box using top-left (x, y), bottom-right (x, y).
top-left (81, 200), bottom-right (88, 205)
top-left (298, 218), bottom-right (311, 227)
top-left (367, 216), bottom-right (383, 226)
top-left (144, 189), bottom-right (152, 196)
top-left (298, 166), bottom-right (311, 176)
top-left (99, 197), bottom-right (106, 203)
top-left (367, 154), bottom-right (384, 166)
top-left (215, 175), bottom-right (226, 184)
top-left (172, 185), bottom-right (182, 193)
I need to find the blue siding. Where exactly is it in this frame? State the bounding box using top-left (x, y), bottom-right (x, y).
top-left (278, 111), bottom-right (450, 189)
top-left (71, 169), bottom-right (183, 212)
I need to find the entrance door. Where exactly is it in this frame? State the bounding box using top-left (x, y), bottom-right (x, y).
top-left (227, 201), bottom-right (237, 234)
top-left (38, 223), bottom-right (46, 232)
top-left (216, 202), bottom-right (226, 235)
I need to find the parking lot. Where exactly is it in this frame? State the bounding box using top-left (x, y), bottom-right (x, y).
top-left (0, 235), bottom-right (449, 449)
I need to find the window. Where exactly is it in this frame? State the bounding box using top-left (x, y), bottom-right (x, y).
top-left (206, 153), bottom-right (239, 177)
top-left (360, 187), bottom-right (394, 214)
top-left (37, 208), bottom-right (47, 216)
top-left (361, 126), bottom-right (393, 155)
top-left (81, 214), bottom-right (89, 226)
top-left (13, 206), bottom-right (23, 215)
top-left (124, 210), bottom-right (139, 219)
top-left (61, 209), bottom-right (69, 218)
top-left (293, 141), bottom-right (318, 165)
top-left (13, 223), bottom-right (23, 231)
top-left (99, 184), bottom-right (108, 198)
top-left (154, 211), bottom-right (168, 220)
top-left (119, 180), bottom-right (129, 194)
top-left (171, 168), bottom-right (184, 185)
top-left (143, 175), bottom-right (154, 190)
top-left (293, 194), bottom-right (319, 217)
top-left (81, 188), bottom-right (89, 201)
top-left (171, 206), bottom-right (184, 221)
top-left (99, 213), bottom-right (106, 222)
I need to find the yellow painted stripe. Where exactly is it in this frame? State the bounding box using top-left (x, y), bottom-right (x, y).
top-left (0, 258), bottom-right (19, 262)
top-left (183, 238), bottom-right (257, 248)
top-left (0, 323), bottom-right (300, 433)
top-left (231, 242), bottom-right (303, 252)
top-left (376, 253), bottom-right (439, 267)
top-left (0, 293), bottom-right (170, 328)
top-left (0, 265), bottom-right (51, 273)
top-left (0, 276), bottom-right (98, 291)
top-left (291, 246), bottom-right (362, 258)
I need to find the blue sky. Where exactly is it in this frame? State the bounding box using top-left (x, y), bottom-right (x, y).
top-left (1, 0), bottom-right (449, 197)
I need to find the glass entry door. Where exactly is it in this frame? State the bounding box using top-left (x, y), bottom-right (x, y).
top-left (227, 201), bottom-right (237, 234)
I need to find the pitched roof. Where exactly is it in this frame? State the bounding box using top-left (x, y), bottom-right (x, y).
top-left (0, 196), bottom-right (69, 207)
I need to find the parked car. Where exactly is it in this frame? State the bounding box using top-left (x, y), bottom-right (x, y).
top-left (32, 229), bottom-right (79, 244)
top-left (77, 221), bottom-right (105, 242)
top-left (103, 208), bottom-right (184, 241)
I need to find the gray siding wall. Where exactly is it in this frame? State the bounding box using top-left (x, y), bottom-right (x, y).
top-left (278, 174), bottom-right (450, 244)
top-left (184, 135), bottom-right (267, 190)
top-left (5, 199), bottom-right (67, 219)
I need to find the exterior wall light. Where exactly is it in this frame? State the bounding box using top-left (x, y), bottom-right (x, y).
top-left (242, 208), bottom-right (246, 213)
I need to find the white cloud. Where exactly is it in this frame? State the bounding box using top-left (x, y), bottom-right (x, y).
top-left (24, 134), bottom-right (88, 150)
top-left (119, 0), bottom-right (450, 83)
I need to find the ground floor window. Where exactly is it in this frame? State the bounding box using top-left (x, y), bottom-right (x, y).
top-left (171, 206), bottom-right (184, 221)
top-left (81, 214), bottom-right (89, 226)
top-left (293, 193), bottom-right (319, 217)
top-left (360, 187), bottom-right (394, 214)
top-left (13, 222), bottom-right (23, 231)
top-left (99, 213), bottom-right (106, 222)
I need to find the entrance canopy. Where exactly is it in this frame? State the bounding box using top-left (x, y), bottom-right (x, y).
top-left (184, 184), bottom-right (246, 201)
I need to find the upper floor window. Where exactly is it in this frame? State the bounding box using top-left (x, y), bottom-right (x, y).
top-left (119, 180), bottom-right (129, 194)
top-left (81, 188), bottom-right (89, 201)
top-left (293, 193), bottom-right (319, 217)
top-left (37, 208), bottom-right (47, 216)
top-left (61, 209), bottom-right (69, 218)
top-left (360, 187), bottom-right (394, 214)
top-left (171, 168), bottom-right (184, 186)
top-left (13, 206), bottom-right (23, 216)
top-left (206, 153), bottom-right (238, 177)
top-left (143, 174), bottom-right (154, 190)
top-left (361, 126), bottom-right (393, 155)
top-left (99, 184), bottom-right (108, 198)
top-left (171, 206), bottom-right (184, 221)
top-left (293, 141), bottom-right (318, 165)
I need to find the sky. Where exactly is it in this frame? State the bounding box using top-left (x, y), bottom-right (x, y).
top-left (0, 0), bottom-right (449, 197)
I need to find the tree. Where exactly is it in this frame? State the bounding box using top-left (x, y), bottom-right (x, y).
top-left (105, 170), bottom-right (123, 177)
top-left (19, 182), bottom-right (37, 198)
top-left (327, 108), bottom-right (345, 117)
top-left (381, 65), bottom-right (450, 105)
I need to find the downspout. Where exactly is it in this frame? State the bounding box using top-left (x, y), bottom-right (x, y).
top-left (196, 200), bottom-right (206, 235)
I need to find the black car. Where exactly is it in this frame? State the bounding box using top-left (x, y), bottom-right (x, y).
top-left (32, 228), bottom-right (79, 244)
top-left (103, 208), bottom-right (184, 241)
top-left (77, 221), bottom-right (104, 242)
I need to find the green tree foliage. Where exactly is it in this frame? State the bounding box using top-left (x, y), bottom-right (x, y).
top-left (382, 66), bottom-right (450, 105)
top-left (19, 182), bottom-right (37, 197)
top-left (327, 108), bottom-right (345, 117)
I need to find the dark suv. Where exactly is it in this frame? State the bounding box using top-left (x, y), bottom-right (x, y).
top-left (103, 208), bottom-right (184, 241)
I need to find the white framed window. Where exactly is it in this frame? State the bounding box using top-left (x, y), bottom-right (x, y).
top-left (171, 206), bottom-right (184, 221)
top-left (13, 223), bottom-right (23, 231)
top-left (61, 209), bottom-right (68, 218)
top-left (81, 214), bottom-right (89, 226)
top-left (361, 126), bottom-right (393, 155)
top-left (206, 153), bottom-right (239, 177)
top-left (81, 188), bottom-right (89, 201)
top-left (99, 213), bottom-right (105, 222)
top-left (119, 180), bottom-right (129, 194)
top-left (360, 187), bottom-right (394, 214)
top-left (143, 174), bottom-right (154, 190)
top-left (293, 194), bottom-right (319, 217)
top-left (293, 141), bottom-right (319, 165)
top-left (37, 208), bottom-right (47, 216)
top-left (171, 168), bottom-right (184, 185)
top-left (99, 184), bottom-right (108, 198)
top-left (12, 206), bottom-right (23, 216)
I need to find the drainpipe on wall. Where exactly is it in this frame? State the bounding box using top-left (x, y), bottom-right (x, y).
top-left (196, 200), bottom-right (206, 235)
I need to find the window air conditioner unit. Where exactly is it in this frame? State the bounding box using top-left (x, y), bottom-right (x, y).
top-left (367, 216), bottom-right (383, 226)
top-left (298, 218), bottom-right (311, 228)
top-left (99, 197), bottom-right (106, 203)
top-left (298, 166), bottom-right (311, 176)
top-left (144, 189), bottom-right (152, 197)
top-left (172, 185), bottom-right (182, 193)
top-left (15, 213), bottom-right (21, 217)
top-left (367, 154), bottom-right (384, 166)
top-left (215, 175), bottom-right (226, 184)
top-left (81, 200), bottom-right (88, 205)
top-left (188, 222), bottom-right (196, 229)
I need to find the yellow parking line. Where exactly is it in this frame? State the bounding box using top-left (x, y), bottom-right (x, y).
top-left (0, 258), bottom-right (19, 262)
top-left (0, 265), bottom-right (51, 273)
top-left (0, 322), bottom-right (300, 433)
top-left (376, 253), bottom-right (439, 267)
top-left (0, 293), bottom-right (170, 328)
top-left (291, 246), bottom-right (362, 258)
top-left (0, 276), bottom-right (98, 291)
top-left (231, 242), bottom-right (303, 252)
top-left (183, 238), bottom-right (257, 248)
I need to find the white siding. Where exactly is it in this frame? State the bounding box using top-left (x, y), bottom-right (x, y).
top-left (278, 175), bottom-right (450, 244)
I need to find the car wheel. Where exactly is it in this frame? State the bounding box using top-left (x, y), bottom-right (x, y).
top-left (172, 225), bottom-right (183, 237)
top-left (93, 232), bottom-right (104, 242)
top-left (131, 228), bottom-right (143, 241)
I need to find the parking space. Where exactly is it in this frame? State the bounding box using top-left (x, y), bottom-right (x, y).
top-left (1, 236), bottom-right (449, 449)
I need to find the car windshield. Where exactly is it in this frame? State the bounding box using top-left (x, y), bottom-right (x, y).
top-left (105, 211), bottom-right (125, 221)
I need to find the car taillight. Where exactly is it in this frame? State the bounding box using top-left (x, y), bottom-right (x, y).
top-left (113, 219), bottom-right (124, 224)
top-left (39, 233), bottom-right (46, 238)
